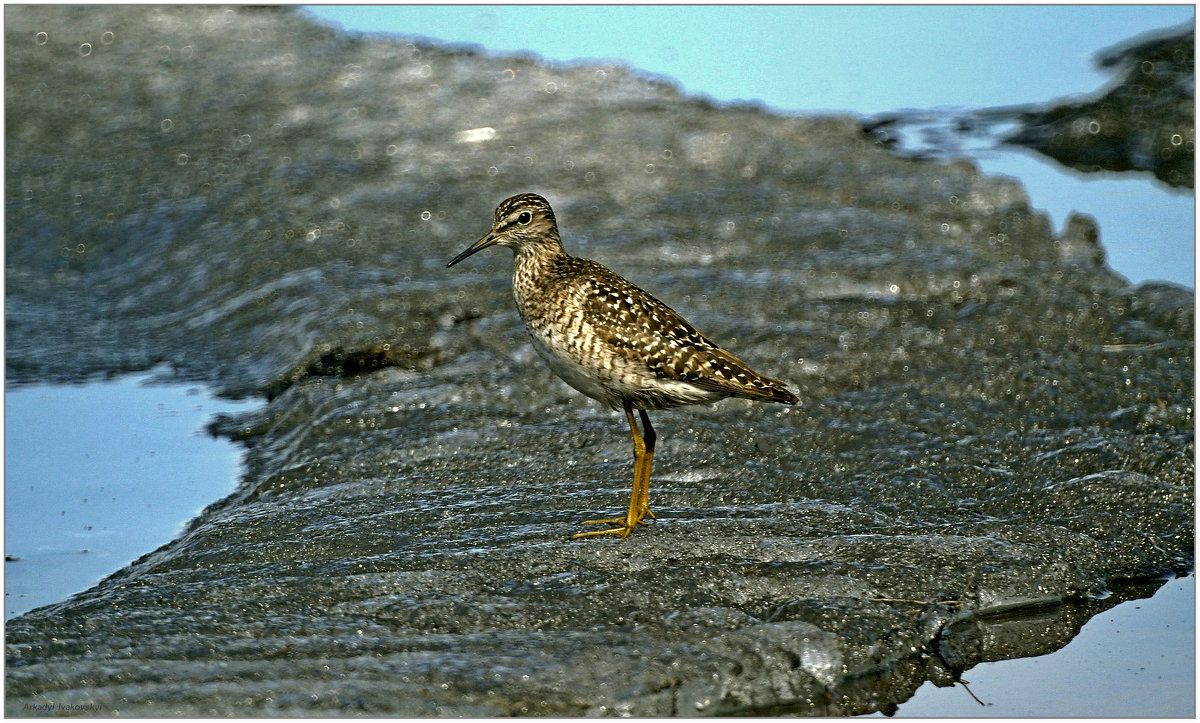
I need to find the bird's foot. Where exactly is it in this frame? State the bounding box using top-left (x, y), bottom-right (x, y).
top-left (570, 507), bottom-right (654, 540)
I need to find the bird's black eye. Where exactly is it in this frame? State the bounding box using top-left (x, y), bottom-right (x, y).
top-left (517, 211), bottom-right (532, 225)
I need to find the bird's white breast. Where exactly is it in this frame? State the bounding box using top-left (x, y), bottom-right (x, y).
top-left (526, 322), bottom-right (723, 410)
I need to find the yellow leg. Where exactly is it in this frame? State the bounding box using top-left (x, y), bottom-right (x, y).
top-left (636, 408), bottom-right (656, 521)
top-left (572, 403), bottom-right (656, 540)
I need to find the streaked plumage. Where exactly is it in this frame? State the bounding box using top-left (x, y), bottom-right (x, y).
top-left (448, 193), bottom-right (797, 539)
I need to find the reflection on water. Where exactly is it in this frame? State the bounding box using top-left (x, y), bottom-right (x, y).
top-left (864, 107), bottom-right (1194, 289)
top-left (891, 574), bottom-right (1195, 717)
top-left (4, 367), bottom-right (260, 618)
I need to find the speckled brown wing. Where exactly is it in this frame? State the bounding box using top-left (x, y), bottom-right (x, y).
top-left (574, 259), bottom-right (797, 404)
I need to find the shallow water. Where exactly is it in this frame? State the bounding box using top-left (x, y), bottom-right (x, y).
top-left (4, 369), bottom-right (260, 618)
top-left (868, 108), bottom-right (1194, 289)
top-left (978, 149), bottom-right (1193, 289)
top-left (890, 574), bottom-right (1195, 716)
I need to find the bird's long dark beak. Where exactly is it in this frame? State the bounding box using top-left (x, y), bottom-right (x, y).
top-left (446, 232), bottom-right (498, 268)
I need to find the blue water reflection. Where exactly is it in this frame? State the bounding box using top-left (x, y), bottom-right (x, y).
top-left (4, 368), bottom-right (260, 618)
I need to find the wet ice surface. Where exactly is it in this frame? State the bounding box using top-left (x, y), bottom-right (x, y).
top-left (4, 6), bottom-right (1193, 717)
top-left (4, 370), bottom-right (260, 619)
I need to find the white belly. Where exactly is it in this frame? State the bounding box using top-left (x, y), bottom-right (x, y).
top-left (526, 327), bottom-right (724, 410)
top-left (527, 328), bottom-right (622, 407)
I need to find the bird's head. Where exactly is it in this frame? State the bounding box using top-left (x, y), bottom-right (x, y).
top-left (447, 193), bottom-right (561, 267)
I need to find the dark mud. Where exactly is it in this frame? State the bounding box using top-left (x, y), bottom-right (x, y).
top-left (5, 6), bottom-right (1193, 716)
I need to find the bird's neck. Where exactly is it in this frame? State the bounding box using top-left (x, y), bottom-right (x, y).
top-left (513, 237), bottom-right (568, 284)
top-left (512, 238), bottom-right (568, 317)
